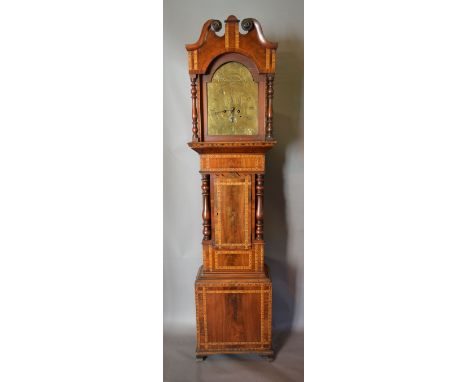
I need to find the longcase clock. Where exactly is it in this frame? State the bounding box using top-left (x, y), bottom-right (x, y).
top-left (185, 16), bottom-right (278, 361)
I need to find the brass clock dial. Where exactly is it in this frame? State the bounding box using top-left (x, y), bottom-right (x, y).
top-left (207, 62), bottom-right (258, 136)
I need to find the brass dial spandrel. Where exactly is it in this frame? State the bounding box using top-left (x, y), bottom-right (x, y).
top-left (207, 62), bottom-right (258, 136)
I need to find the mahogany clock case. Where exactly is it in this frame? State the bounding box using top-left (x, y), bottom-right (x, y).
top-left (163, 3), bottom-right (304, 372)
top-left (186, 16), bottom-right (278, 360)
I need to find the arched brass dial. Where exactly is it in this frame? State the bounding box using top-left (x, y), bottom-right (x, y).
top-left (207, 62), bottom-right (258, 136)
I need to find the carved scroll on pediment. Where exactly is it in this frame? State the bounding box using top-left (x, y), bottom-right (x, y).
top-left (185, 16), bottom-right (277, 74)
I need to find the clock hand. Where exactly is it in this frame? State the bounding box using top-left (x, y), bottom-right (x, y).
top-left (212, 108), bottom-right (232, 113)
top-left (212, 107), bottom-right (237, 116)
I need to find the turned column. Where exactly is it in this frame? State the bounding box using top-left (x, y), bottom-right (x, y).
top-left (191, 75), bottom-right (199, 141)
top-left (201, 174), bottom-right (211, 240)
top-left (255, 174), bottom-right (264, 240)
top-left (266, 74), bottom-right (274, 140)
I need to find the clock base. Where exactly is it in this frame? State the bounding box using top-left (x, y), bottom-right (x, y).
top-left (195, 266), bottom-right (273, 359)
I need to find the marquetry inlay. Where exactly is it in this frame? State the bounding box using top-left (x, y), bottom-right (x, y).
top-left (214, 250), bottom-right (252, 270)
top-left (200, 154), bottom-right (264, 172)
top-left (214, 176), bottom-right (251, 249)
top-left (197, 286), bottom-right (271, 347)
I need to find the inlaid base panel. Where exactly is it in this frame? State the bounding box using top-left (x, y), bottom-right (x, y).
top-left (195, 266), bottom-right (273, 356)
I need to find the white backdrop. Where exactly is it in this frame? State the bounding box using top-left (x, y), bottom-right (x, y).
top-left (163, 0), bottom-right (304, 331)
